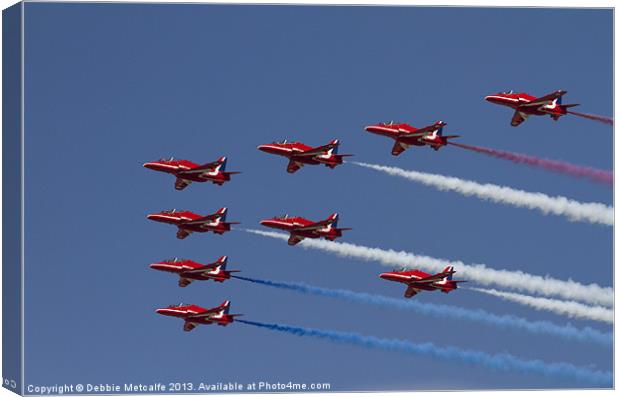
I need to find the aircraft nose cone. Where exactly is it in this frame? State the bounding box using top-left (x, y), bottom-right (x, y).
top-left (259, 219), bottom-right (269, 226)
top-left (146, 214), bottom-right (158, 220)
top-left (484, 95), bottom-right (492, 101)
top-left (257, 144), bottom-right (268, 152)
top-left (143, 162), bottom-right (158, 170)
top-left (155, 308), bottom-right (166, 314)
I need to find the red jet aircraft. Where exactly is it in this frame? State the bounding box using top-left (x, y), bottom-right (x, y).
top-left (380, 266), bottom-right (464, 298)
top-left (484, 90), bottom-right (579, 127)
top-left (364, 121), bottom-right (459, 156)
top-left (156, 301), bottom-right (241, 331)
top-left (147, 207), bottom-right (239, 239)
top-left (260, 213), bottom-right (351, 245)
top-left (150, 256), bottom-right (239, 287)
top-left (143, 156), bottom-right (240, 190)
top-left (257, 139), bottom-right (352, 173)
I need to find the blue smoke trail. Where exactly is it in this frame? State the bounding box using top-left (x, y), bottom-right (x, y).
top-left (233, 276), bottom-right (611, 346)
top-left (237, 319), bottom-right (612, 386)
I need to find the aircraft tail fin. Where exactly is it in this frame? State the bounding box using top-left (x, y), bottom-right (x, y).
top-left (327, 212), bottom-right (339, 228)
top-left (442, 266), bottom-right (454, 280)
top-left (329, 139), bottom-right (339, 154)
top-left (213, 156), bottom-right (241, 176)
top-left (216, 255), bottom-right (228, 269)
top-left (216, 207), bottom-right (228, 221)
top-left (220, 300), bottom-right (231, 314)
top-left (435, 120), bottom-right (447, 136)
top-left (217, 156), bottom-right (227, 171)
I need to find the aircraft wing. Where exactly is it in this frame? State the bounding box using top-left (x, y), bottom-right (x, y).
top-left (519, 90), bottom-right (566, 108)
top-left (295, 213), bottom-right (338, 232)
top-left (398, 125), bottom-right (437, 139)
top-left (178, 168), bottom-right (209, 176)
top-left (177, 159), bottom-right (225, 178)
top-left (180, 266), bottom-right (217, 277)
top-left (287, 234), bottom-right (305, 245)
top-left (186, 307), bottom-right (220, 320)
top-left (183, 213), bottom-right (222, 225)
top-left (183, 321), bottom-right (197, 332)
top-left (199, 158), bottom-right (224, 169)
top-left (410, 275), bottom-right (447, 284)
top-left (176, 229), bottom-right (191, 239)
top-left (404, 285), bottom-right (420, 298)
top-left (174, 178), bottom-right (192, 191)
top-left (293, 142), bottom-right (339, 157)
top-left (180, 159), bottom-right (223, 173)
top-left (286, 160), bottom-right (304, 174)
top-left (510, 111), bottom-right (528, 127)
top-left (293, 219), bottom-right (334, 232)
top-left (391, 141), bottom-right (410, 156)
top-left (177, 168), bottom-right (214, 177)
top-left (178, 278), bottom-right (192, 288)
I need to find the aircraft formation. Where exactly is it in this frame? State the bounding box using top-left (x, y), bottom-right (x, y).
top-left (144, 89), bottom-right (597, 332)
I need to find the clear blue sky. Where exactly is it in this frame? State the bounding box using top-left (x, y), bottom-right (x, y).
top-left (23, 3), bottom-right (612, 391)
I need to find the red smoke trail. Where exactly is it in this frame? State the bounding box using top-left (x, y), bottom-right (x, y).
top-left (450, 142), bottom-right (613, 186)
top-left (567, 111), bottom-right (613, 126)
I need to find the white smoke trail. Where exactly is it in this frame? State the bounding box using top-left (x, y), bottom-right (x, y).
top-left (470, 288), bottom-right (613, 324)
top-left (244, 229), bottom-right (613, 308)
top-left (352, 162), bottom-right (613, 227)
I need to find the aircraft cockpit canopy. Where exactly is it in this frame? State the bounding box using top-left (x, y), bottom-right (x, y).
top-left (168, 303), bottom-right (186, 308)
top-left (274, 214), bottom-right (289, 220)
top-left (273, 139), bottom-right (289, 144)
top-left (161, 209), bottom-right (182, 214)
top-left (381, 121), bottom-right (396, 126)
top-left (164, 257), bottom-right (187, 262)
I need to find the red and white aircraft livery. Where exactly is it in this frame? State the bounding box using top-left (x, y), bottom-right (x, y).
top-left (143, 156), bottom-right (240, 190)
top-left (484, 90), bottom-right (579, 127)
top-left (150, 256), bottom-right (240, 287)
top-left (260, 213), bottom-right (351, 245)
top-left (380, 266), bottom-right (465, 298)
top-left (147, 207), bottom-right (239, 239)
top-left (257, 139), bottom-right (352, 173)
top-left (364, 121), bottom-right (459, 156)
top-left (156, 301), bottom-right (241, 331)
